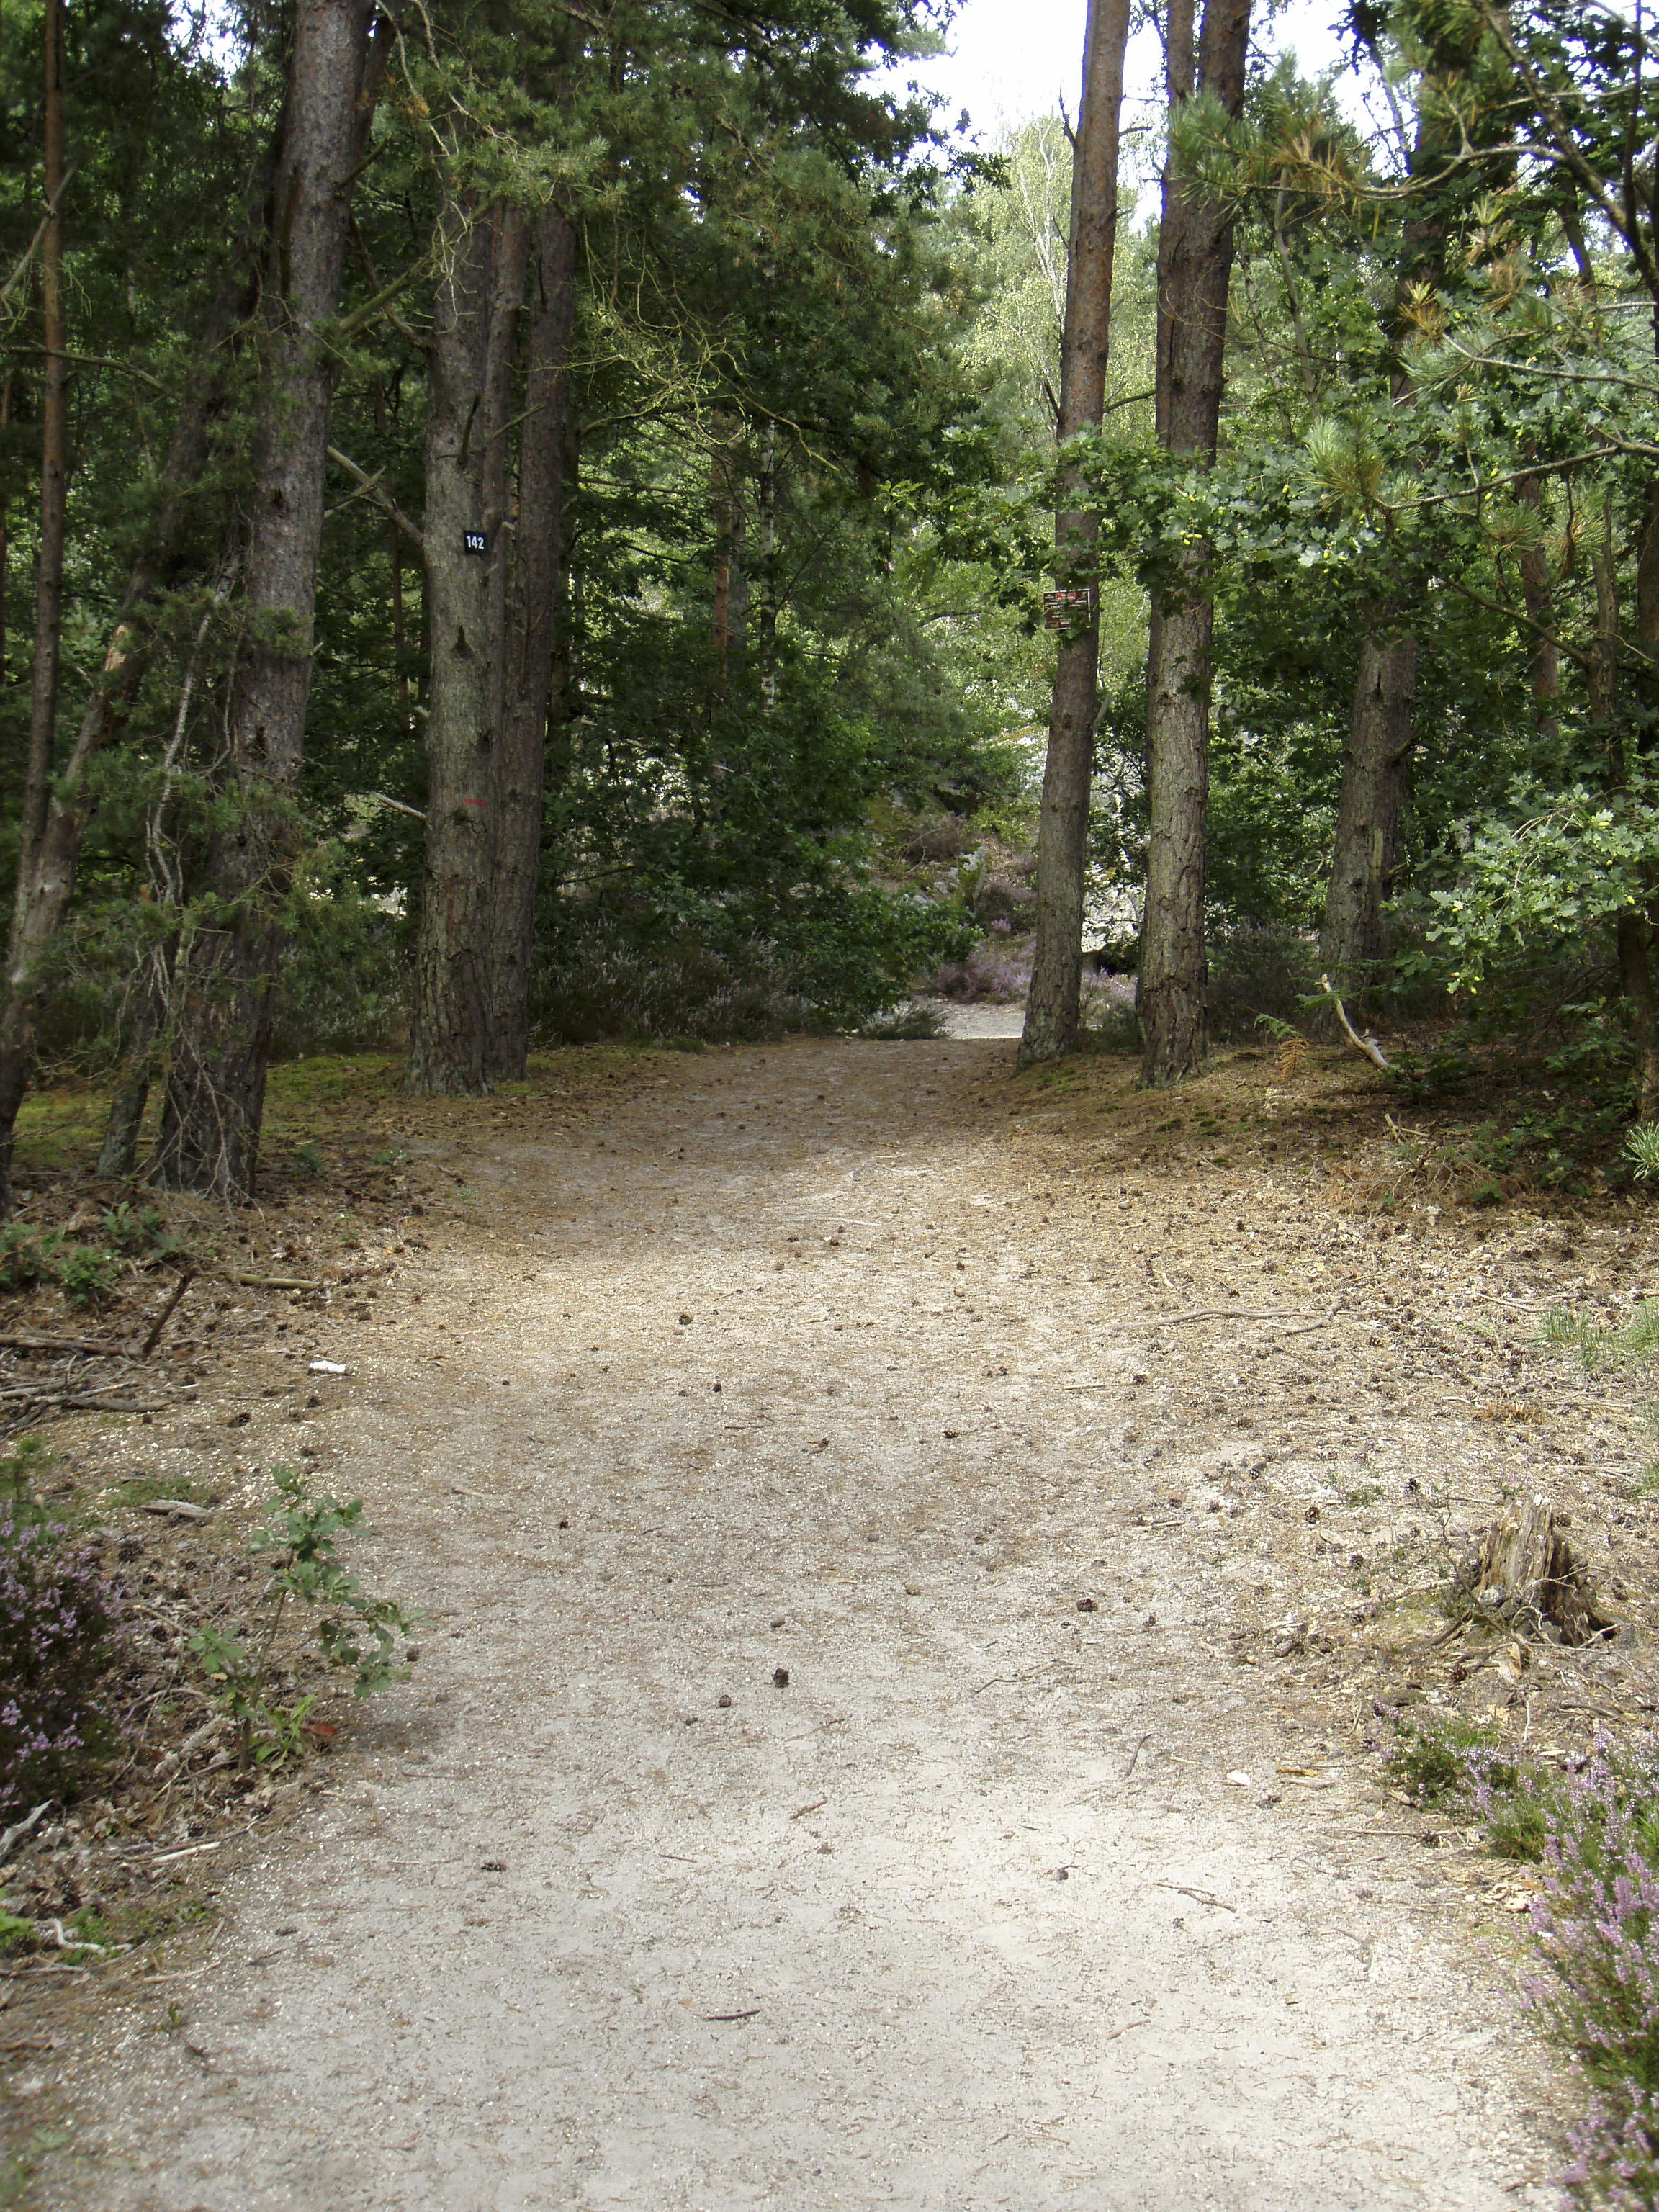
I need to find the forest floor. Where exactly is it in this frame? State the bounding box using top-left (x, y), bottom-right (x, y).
top-left (4, 1032), bottom-right (1658, 2208)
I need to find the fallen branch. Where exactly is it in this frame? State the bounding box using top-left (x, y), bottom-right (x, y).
top-left (0, 1334), bottom-right (131, 1357)
top-left (1, 1390), bottom-right (167, 1413)
top-left (1159, 1306), bottom-right (1326, 1327)
top-left (0, 1800), bottom-right (53, 1866)
top-left (1320, 973), bottom-right (1391, 1070)
top-left (222, 1271), bottom-right (323, 1292)
top-left (141, 1269), bottom-right (194, 1358)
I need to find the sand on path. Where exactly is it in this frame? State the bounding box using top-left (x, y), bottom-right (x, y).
top-left (46, 1039), bottom-right (1557, 2210)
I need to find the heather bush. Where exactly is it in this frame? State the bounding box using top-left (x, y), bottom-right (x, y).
top-left (1521, 1737), bottom-right (1659, 2208)
top-left (0, 1504), bottom-right (126, 1814)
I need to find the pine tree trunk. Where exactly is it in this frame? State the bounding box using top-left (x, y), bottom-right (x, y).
top-left (757, 418), bottom-right (778, 711)
top-left (16, 0), bottom-right (68, 938)
top-left (0, 222), bottom-right (271, 1213)
top-left (155, 0), bottom-right (382, 1197)
top-left (546, 415), bottom-right (581, 792)
top-left (1586, 511), bottom-right (1659, 1120)
top-left (1016, 0), bottom-right (1133, 1069)
top-left (1318, 623), bottom-right (1416, 989)
top-left (0, 376), bottom-right (11, 687)
top-left (1516, 469), bottom-right (1559, 736)
top-left (486, 202), bottom-right (576, 1082)
top-left (97, 986), bottom-right (163, 1179)
top-left (1138, 0), bottom-right (1251, 1085)
top-left (406, 200), bottom-right (525, 1096)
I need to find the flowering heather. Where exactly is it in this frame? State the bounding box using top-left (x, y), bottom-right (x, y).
top-left (1520, 1736), bottom-right (1659, 2208)
top-left (0, 1503), bottom-right (125, 1814)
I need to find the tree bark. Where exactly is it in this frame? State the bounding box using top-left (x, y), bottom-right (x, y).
top-left (757, 418), bottom-right (778, 711)
top-left (155, 0), bottom-right (383, 1197)
top-left (17, 0), bottom-right (68, 939)
top-left (405, 200), bottom-right (525, 1096)
top-left (0, 217), bottom-right (271, 1214)
top-left (1015, 0), bottom-right (1133, 1069)
top-left (0, 376), bottom-right (12, 685)
top-left (486, 202), bottom-right (577, 1082)
top-left (1138, 0), bottom-right (1251, 1085)
top-left (1318, 624), bottom-right (1416, 987)
top-left (97, 984), bottom-right (163, 1179)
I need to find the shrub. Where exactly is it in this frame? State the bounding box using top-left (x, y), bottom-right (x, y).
top-left (0, 1505), bottom-right (125, 1814)
top-left (189, 1465), bottom-right (419, 1769)
top-left (534, 931), bottom-right (821, 1046)
top-left (0, 1224), bottom-right (120, 1308)
top-left (0, 1226), bottom-right (55, 1295)
top-left (1524, 1739), bottom-right (1659, 2208)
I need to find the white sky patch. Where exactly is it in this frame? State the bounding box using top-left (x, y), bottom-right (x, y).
top-left (880, 0), bottom-right (1392, 159)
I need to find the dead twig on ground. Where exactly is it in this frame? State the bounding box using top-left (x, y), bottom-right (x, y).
top-left (0, 1334), bottom-right (132, 1357)
top-left (141, 1269), bottom-right (194, 1358)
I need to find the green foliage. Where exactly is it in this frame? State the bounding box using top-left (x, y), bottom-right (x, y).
top-left (1385, 1712), bottom-right (1501, 1806)
top-left (0, 1223), bottom-right (117, 1305)
top-left (189, 1466), bottom-right (420, 1770)
top-left (1545, 1302), bottom-right (1659, 1374)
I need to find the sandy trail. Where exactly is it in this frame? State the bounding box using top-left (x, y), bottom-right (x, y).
top-left (49, 1040), bottom-right (1559, 2209)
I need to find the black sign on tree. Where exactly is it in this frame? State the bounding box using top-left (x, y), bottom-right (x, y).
top-left (462, 530), bottom-right (488, 557)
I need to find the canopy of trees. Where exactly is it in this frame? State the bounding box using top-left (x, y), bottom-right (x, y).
top-left (0, 0), bottom-right (1653, 1200)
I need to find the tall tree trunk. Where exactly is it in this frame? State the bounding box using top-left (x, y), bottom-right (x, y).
top-left (155, 0), bottom-right (382, 1198)
top-left (0, 374), bottom-right (14, 688)
top-left (486, 202), bottom-right (576, 1082)
top-left (16, 0), bottom-right (68, 938)
top-left (1317, 53), bottom-right (1480, 997)
top-left (757, 418), bottom-right (778, 711)
top-left (1515, 468), bottom-right (1560, 737)
top-left (1015, 0), bottom-right (1133, 1069)
top-left (405, 199), bottom-right (525, 1096)
top-left (1318, 625), bottom-right (1416, 987)
top-left (710, 417), bottom-right (746, 683)
top-left (0, 229), bottom-right (270, 1213)
top-left (1138, 0), bottom-right (1251, 1084)
top-left (97, 984), bottom-right (163, 1179)
top-left (1586, 508), bottom-right (1659, 1120)
top-left (546, 413), bottom-right (581, 793)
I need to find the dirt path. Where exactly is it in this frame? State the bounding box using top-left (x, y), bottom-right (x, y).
top-left (28, 1037), bottom-right (1603, 2208)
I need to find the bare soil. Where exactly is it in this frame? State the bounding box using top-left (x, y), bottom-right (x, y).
top-left (6, 1034), bottom-right (1659, 2208)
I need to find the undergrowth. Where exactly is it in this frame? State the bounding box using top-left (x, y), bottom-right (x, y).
top-left (0, 1205), bottom-right (184, 1309)
top-left (0, 1496), bottom-right (127, 1813)
top-left (1545, 1302), bottom-right (1659, 1374)
top-left (1383, 1710), bottom-right (1659, 2204)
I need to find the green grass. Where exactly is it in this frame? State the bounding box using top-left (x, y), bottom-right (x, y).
top-left (1382, 1709), bottom-right (1553, 1861)
top-left (1545, 1299), bottom-right (1659, 1372)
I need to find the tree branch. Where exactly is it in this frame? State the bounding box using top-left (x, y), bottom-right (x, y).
top-left (325, 446), bottom-right (425, 554)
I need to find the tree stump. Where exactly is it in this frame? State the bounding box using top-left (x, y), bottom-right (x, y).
top-left (1467, 1493), bottom-right (1614, 1645)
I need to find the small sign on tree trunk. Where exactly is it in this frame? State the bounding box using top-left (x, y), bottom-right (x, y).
top-left (1043, 586), bottom-right (1095, 629)
top-left (462, 530), bottom-right (488, 557)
